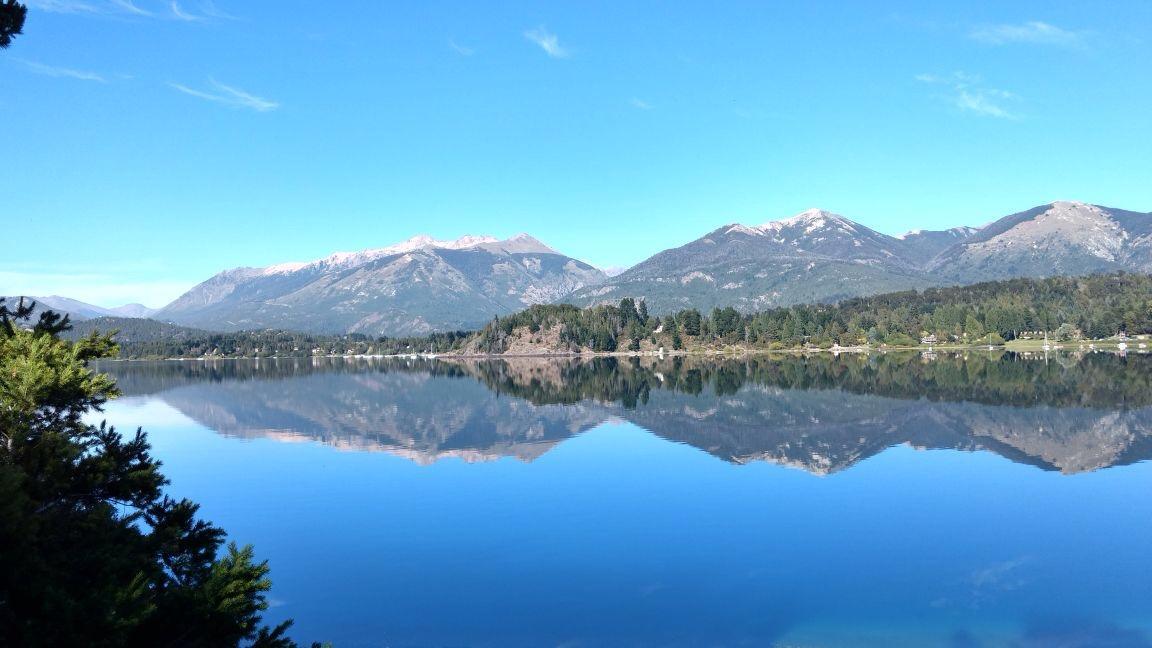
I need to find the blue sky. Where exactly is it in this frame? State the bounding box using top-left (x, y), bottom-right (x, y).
top-left (4, 1), bottom-right (1151, 307)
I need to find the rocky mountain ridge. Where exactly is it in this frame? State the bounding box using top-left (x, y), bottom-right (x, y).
top-left (567, 201), bottom-right (1152, 313)
top-left (157, 234), bottom-right (606, 336)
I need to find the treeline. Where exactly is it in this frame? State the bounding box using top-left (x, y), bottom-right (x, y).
top-left (475, 273), bottom-right (1152, 352)
top-left (64, 316), bottom-right (470, 359)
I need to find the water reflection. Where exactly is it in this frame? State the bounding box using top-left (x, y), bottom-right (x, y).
top-left (98, 352), bottom-right (1152, 474)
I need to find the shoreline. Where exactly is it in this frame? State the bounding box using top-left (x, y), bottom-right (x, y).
top-left (92, 340), bottom-right (1146, 362)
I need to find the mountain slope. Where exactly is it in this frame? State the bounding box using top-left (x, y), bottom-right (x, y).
top-left (158, 234), bottom-right (606, 336)
top-left (566, 202), bottom-right (1151, 314)
top-left (930, 201), bottom-right (1152, 280)
top-left (566, 209), bottom-right (935, 313)
top-left (896, 226), bottom-right (978, 265)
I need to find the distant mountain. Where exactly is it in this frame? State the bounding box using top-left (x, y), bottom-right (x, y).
top-left (566, 208), bottom-right (935, 313)
top-left (149, 201), bottom-right (1152, 334)
top-left (567, 202), bottom-right (1152, 314)
top-left (8, 296), bottom-right (161, 321)
top-left (896, 226), bottom-right (979, 265)
top-left (31, 296), bottom-right (109, 319)
top-left (929, 201), bottom-right (1152, 281)
top-left (0, 296), bottom-right (88, 322)
top-left (158, 234), bottom-right (606, 336)
top-left (106, 303), bottom-right (159, 318)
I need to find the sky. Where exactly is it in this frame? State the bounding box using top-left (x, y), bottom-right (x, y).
top-left (4, 1), bottom-right (1151, 307)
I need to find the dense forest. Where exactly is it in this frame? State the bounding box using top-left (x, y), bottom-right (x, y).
top-left (64, 317), bottom-right (470, 359)
top-left (473, 273), bottom-right (1152, 353)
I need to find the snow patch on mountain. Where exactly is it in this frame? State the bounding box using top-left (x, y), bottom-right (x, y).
top-left (261, 234), bottom-right (504, 275)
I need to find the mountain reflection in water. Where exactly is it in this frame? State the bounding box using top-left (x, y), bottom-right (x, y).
top-left (98, 352), bottom-right (1152, 475)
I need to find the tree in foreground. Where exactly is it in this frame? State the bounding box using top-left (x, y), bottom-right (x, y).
top-left (0, 298), bottom-right (296, 647)
top-left (0, 0), bottom-right (26, 49)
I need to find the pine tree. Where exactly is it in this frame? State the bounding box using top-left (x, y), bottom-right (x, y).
top-left (0, 298), bottom-right (296, 647)
top-left (0, 1), bottom-right (26, 49)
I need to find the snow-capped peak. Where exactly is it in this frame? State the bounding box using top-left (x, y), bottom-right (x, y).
top-left (759, 208), bottom-right (855, 235)
top-left (258, 234), bottom-right (552, 275)
top-left (724, 223), bottom-right (765, 236)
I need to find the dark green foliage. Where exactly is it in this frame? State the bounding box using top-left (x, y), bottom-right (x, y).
top-left (0, 0), bottom-right (26, 49)
top-left (63, 316), bottom-right (472, 360)
top-left (463, 274), bottom-right (1152, 353)
top-left (676, 309), bottom-right (702, 336)
top-left (474, 301), bottom-right (654, 353)
top-left (467, 351), bottom-right (1152, 412)
top-left (742, 273), bottom-right (1152, 346)
top-left (0, 299), bottom-right (297, 647)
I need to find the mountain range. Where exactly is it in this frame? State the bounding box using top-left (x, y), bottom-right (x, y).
top-left (566, 201), bottom-right (1152, 313)
top-left (17, 200), bottom-right (1152, 335)
top-left (0, 295), bottom-right (158, 321)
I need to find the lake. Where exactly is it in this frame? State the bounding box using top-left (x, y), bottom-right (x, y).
top-left (94, 352), bottom-right (1152, 647)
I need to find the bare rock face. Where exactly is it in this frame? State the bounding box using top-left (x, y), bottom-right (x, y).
top-left (929, 201), bottom-right (1152, 281)
top-left (157, 234), bottom-right (606, 336)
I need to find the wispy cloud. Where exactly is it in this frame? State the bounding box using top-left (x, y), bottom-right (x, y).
top-left (27, 0), bottom-right (235, 20)
top-left (198, 0), bottom-right (238, 20)
top-left (109, 0), bottom-right (150, 15)
top-left (170, 79), bottom-right (279, 112)
top-left (629, 98), bottom-right (652, 110)
top-left (448, 39), bottom-right (474, 56)
top-left (970, 21), bottom-right (1084, 47)
top-left (19, 59), bottom-right (106, 82)
top-left (24, 0), bottom-right (103, 13)
top-left (916, 71), bottom-right (1020, 119)
top-left (169, 0), bottom-right (202, 21)
top-left (524, 26), bottom-right (568, 58)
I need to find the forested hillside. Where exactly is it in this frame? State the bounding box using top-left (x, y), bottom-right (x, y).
top-left (472, 273), bottom-right (1152, 353)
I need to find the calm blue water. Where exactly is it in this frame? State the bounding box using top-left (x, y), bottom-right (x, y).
top-left (96, 355), bottom-right (1152, 647)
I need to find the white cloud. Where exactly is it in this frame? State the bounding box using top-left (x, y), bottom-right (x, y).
top-left (916, 71), bottom-right (1020, 120)
top-left (524, 26), bottom-right (569, 58)
top-left (197, 0), bottom-right (238, 20)
top-left (170, 79), bottom-right (279, 112)
top-left (19, 59), bottom-right (106, 82)
top-left (27, 0), bottom-right (235, 20)
top-left (169, 1), bottom-right (202, 21)
top-left (448, 39), bottom-right (474, 56)
top-left (0, 271), bottom-right (193, 310)
top-left (629, 98), bottom-right (652, 110)
top-left (970, 21), bottom-right (1084, 47)
top-left (109, 0), bottom-right (150, 16)
top-left (954, 89), bottom-right (1016, 119)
